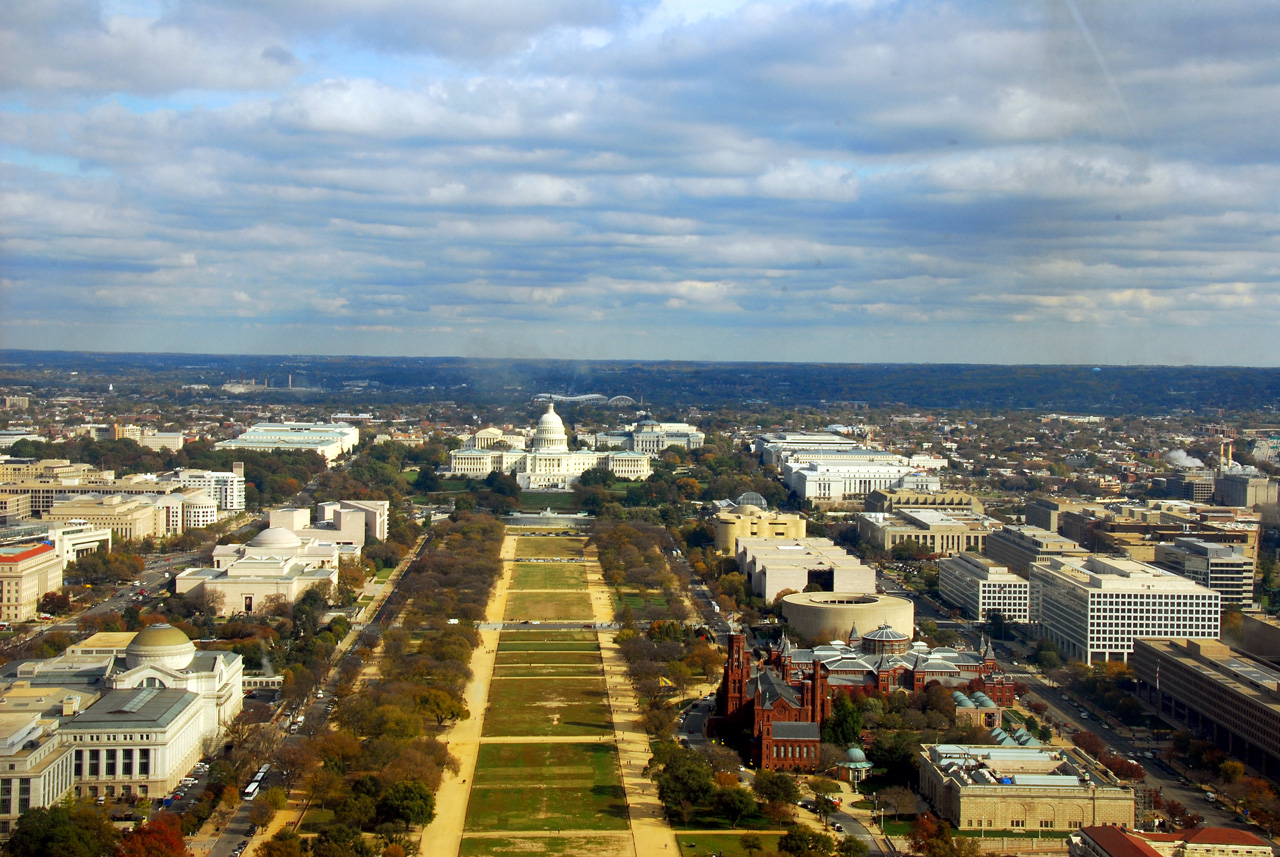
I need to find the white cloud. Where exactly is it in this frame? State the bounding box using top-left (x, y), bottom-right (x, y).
top-left (1, 0), bottom-right (1279, 363)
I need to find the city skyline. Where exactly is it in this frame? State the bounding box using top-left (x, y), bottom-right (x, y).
top-left (3, 2), bottom-right (1279, 365)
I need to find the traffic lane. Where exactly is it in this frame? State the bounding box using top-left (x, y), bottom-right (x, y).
top-left (829, 809), bottom-right (883, 855)
top-left (1020, 683), bottom-right (1243, 829)
top-left (206, 798), bottom-right (254, 857)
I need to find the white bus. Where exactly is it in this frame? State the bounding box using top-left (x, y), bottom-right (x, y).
top-left (241, 780), bottom-right (260, 800)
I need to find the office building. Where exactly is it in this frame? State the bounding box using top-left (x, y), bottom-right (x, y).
top-left (0, 495), bottom-right (30, 525)
top-left (983, 525), bottom-right (1089, 575)
top-left (1132, 637), bottom-right (1280, 776)
top-left (865, 489), bottom-right (983, 514)
top-left (938, 553), bottom-right (1029, 623)
top-left (1025, 498), bottom-right (1101, 534)
top-left (1058, 502), bottom-right (1258, 564)
top-left (753, 432), bottom-right (879, 466)
top-left (784, 462), bottom-right (941, 506)
top-left (596, 421), bottom-right (705, 454)
top-left (1167, 470), bottom-right (1216, 503)
top-left (44, 494), bottom-right (163, 540)
top-left (1029, 555), bottom-right (1220, 665)
top-left (1153, 538), bottom-right (1253, 608)
top-left (736, 538), bottom-right (873, 602)
top-left (171, 469), bottom-right (245, 512)
top-left (0, 543), bottom-right (63, 623)
top-left (215, 422), bottom-right (360, 463)
top-left (917, 744), bottom-right (1134, 831)
top-left (855, 508), bottom-right (1001, 557)
top-left (1214, 472), bottom-right (1278, 509)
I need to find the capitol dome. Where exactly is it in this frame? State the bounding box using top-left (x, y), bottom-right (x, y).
top-left (531, 404), bottom-right (569, 452)
top-left (125, 624), bottom-right (196, 671)
top-left (249, 527), bottom-right (303, 550)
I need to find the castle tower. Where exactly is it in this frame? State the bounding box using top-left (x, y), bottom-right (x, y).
top-left (724, 633), bottom-right (747, 718)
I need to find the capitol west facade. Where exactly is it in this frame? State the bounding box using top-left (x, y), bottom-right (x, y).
top-left (448, 405), bottom-right (653, 489)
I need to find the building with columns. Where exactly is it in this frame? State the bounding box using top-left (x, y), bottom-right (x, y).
top-left (0, 624), bottom-right (242, 815)
top-left (918, 744), bottom-right (1134, 832)
top-left (448, 404), bottom-right (654, 489)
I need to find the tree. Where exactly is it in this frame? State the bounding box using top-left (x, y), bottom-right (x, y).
top-left (910, 813), bottom-right (984, 857)
top-left (189, 587), bottom-right (226, 617)
top-left (257, 831), bottom-right (304, 857)
top-left (752, 768), bottom-right (801, 804)
top-left (822, 692), bottom-right (863, 747)
top-left (878, 785), bottom-right (918, 820)
top-left (249, 798), bottom-right (277, 828)
top-left (1072, 731), bottom-right (1105, 758)
top-left (778, 824), bottom-right (836, 857)
top-left (837, 836), bottom-right (870, 857)
top-left (116, 813), bottom-right (188, 857)
top-left (5, 805), bottom-right (119, 857)
top-left (377, 780), bottom-right (436, 830)
top-left (273, 743), bottom-right (314, 794)
top-left (714, 786), bottom-right (756, 828)
top-left (655, 747), bottom-right (714, 824)
top-left (740, 833), bottom-right (766, 857)
top-left (418, 688), bottom-right (469, 726)
top-left (38, 591), bottom-right (72, 615)
top-left (307, 767), bottom-right (344, 810)
top-left (1220, 760), bottom-right (1245, 783)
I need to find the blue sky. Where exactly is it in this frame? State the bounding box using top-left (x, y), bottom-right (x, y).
top-left (2, 1), bottom-right (1279, 364)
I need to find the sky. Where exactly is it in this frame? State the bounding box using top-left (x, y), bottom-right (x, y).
top-left (2, 0), bottom-right (1279, 365)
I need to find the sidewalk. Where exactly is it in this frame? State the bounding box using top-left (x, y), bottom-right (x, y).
top-left (587, 545), bottom-right (679, 855)
top-left (418, 534), bottom-right (517, 856)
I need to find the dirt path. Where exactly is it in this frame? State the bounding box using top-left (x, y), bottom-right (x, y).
top-left (585, 546), bottom-right (680, 855)
top-left (419, 534), bottom-right (517, 856)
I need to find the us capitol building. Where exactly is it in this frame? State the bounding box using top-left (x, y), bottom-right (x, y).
top-left (448, 404), bottom-right (652, 490)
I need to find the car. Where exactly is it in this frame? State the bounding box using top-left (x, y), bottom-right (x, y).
top-left (834, 823), bottom-right (844, 832)
top-left (247, 825), bottom-right (259, 836)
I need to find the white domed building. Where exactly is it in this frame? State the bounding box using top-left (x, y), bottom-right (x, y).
top-left (449, 404), bottom-right (653, 490)
top-left (174, 524), bottom-right (341, 616)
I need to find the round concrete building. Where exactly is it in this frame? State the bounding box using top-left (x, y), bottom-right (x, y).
top-left (779, 592), bottom-right (914, 643)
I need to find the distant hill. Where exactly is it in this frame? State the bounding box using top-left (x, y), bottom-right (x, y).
top-left (2, 350), bottom-right (1277, 414)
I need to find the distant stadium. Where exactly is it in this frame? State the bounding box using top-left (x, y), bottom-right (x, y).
top-left (531, 393), bottom-right (637, 408)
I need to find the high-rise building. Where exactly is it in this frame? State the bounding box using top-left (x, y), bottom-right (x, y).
top-left (172, 469), bottom-right (245, 512)
top-left (1029, 555), bottom-right (1219, 665)
top-left (983, 525), bottom-right (1089, 575)
top-left (0, 543), bottom-right (63, 622)
top-left (938, 553), bottom-right (1029, 623)
top-left (1153, 538), bottom-right (1253, 608)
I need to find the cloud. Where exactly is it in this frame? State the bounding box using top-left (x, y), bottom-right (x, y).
top-left (1, 1), bottom-right (1279, 363)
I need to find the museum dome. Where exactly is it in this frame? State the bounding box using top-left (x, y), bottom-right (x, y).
top-left (125, 624), bottom-right (196, 671)
top-left (531, 404), bottom-right (569, 452)
top-left (249, 527), bottom-right (303, 550)
top-left (845, 747), bottom-right (868, 764)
